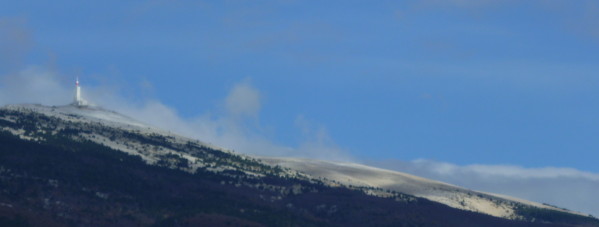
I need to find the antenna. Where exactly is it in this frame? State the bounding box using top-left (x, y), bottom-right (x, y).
top-left (73, 76), bottom-right (85, 106)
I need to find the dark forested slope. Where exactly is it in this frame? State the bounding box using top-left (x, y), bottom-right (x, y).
top-left (0, 105), bottom-right (597, 227)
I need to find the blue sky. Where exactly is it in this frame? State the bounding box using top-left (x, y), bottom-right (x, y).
top-left (2, 0), bottom-right (599, 215)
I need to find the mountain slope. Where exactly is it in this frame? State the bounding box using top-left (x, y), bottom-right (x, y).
top-left (260, 157), bottom-right (590, 220)
top-left (0, 104), bottom-right (597, 226)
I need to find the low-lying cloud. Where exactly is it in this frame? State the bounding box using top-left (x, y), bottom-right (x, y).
top-left (368, 159), bottom-right (599, 217)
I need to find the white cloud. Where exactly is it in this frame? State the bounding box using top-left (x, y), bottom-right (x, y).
top-left (108, 81), bottom-right (352, 161)
top-left (0, 66), bottom-right (71, 106)
top-left (225, 80), bottom-right (261, 118)
top-left (368, 159), bottom-right (599, 217)
top-left (0, 65), bottom-right (351, 162)
top-left (294, 115), bottom-right (350, 161)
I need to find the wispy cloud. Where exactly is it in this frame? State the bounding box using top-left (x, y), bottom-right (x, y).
top-left (408, 0), bottom-right (599, 43)
top-left (0, 15), bottom-right (348, 161)
top-left (368, 159), bottom-right (599, 217)
top-left (104, 79), bottom-right (353, 161)
top-left (0, 64), bottom-right (353, 162)
top-left (293, 115), bottom-right (349, 161)
top-left (0, 66), bottom-right (71, 105)
top-left (225, 79), bottom-right (261, 119)
top-left (0, 17), bottom-right (32, 72)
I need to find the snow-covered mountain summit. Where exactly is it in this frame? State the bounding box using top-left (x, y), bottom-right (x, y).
top-left (4, 104), bottom-right (150, 129)
top-left (0, 104), bottom-right (596, 226)
top-left (0, 104), bottom-right (253, 173)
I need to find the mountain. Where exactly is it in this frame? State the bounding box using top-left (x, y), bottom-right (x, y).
top-left (0, 104), bottom-right (597, 226)
top-left (260, 157), bottom-right (590, 219)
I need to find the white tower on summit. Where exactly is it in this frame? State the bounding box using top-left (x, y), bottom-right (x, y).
top-left (73, 77), bottom-right (86, 106)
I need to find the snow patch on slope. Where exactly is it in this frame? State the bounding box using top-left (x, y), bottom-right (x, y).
top-left (260, 157), bottom-right (581, 219)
